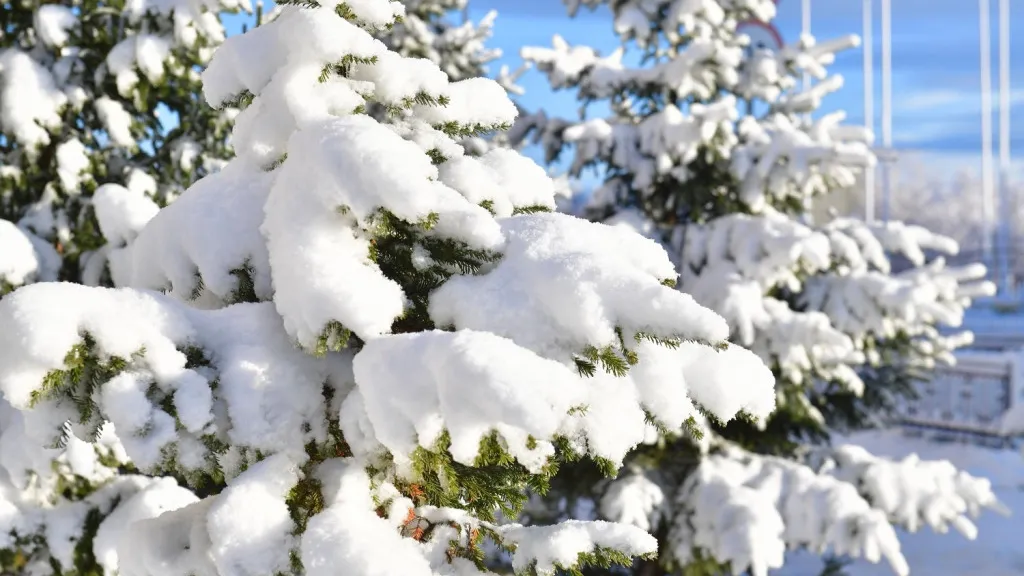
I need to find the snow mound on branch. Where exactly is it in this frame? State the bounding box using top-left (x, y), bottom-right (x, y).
top-left (79, 183), bottom-right (160, 287)
top-left (431, 211), bottom-right (729, 358)
top-left (92, 184), bottom-right (160, 247)
top-left (438, 147), bottom-right (558, 217)
top-left (0, 219), bottom-right (59, 290)
top-left (599, 469), bottom-right (666, 533)
top-left (414, 76), bottom-right (517, 127)
top-left (131, 162), bottom-right (276, 304)
top-left (344, 329), bottom-right (585, 475)
top-left (343, 329), bottom-right (774, 475)
top-left (263, 115), bottom-right (503, 348)
top-left (299, 460), bottom-right (435, 576)
top-left (96, 97), bottom-right (135, 147)
top-left (502, 520), bottom-right (657, 575)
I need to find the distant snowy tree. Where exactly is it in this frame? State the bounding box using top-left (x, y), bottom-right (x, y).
top-left (820, 155), bottom-right (1024, 288)
top-left (512, 1), bottom-right (1004, 574)
top-left (0, 1), bottom-right (782, 574)
top-left (382, 0), bottom-right (499, 82)
top-left (0, 0), bottom-right (251, 293)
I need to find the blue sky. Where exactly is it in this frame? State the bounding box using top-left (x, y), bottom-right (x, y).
top-left (224, 0), bottom-right (1024, 178)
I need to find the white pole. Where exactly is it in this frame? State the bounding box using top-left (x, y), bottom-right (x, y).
top-left (980, 0), bottom-right (995, 274)
top-left (998, 0), bottom-right (1012, 294)
top-left (880, 0), bottom-right (892, 222)
top-left (802, 0), bottom-right (811, 92)
top-left (863, 0), bottom-right (875, 223)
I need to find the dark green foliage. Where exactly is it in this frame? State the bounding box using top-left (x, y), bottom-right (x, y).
top-left (512, 204), bottom-right (553, 215)
top-left (31, 334), bottom-right (135, 436)
top-left (551, 546), bottom-right (653, 576)
top-left (68, 506), bottom-right (106, 576)
top-left (228, 259), bottom-right (261, 304)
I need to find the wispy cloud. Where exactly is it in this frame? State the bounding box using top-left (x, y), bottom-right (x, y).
top-left (895, 88), bottom-right (1024, 113)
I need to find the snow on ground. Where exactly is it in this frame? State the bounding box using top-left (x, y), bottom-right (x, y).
top-left (780, 428), bottom-right (1024, 575)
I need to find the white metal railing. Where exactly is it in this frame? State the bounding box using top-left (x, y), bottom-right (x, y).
top-left (968, 332), bottom-right (1024, 352)
top-left (896, 352), bottom-right (1023, 438)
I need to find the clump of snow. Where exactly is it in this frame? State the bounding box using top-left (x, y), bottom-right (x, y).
top-left (130, 162), bottom-right (276, 304)
top-left (96, 97), bottom-right (135, 147)
top-left (344, 329), bottom-right (585, 475)
top-left (0, 220), bottom-right (60, 289)
top-left (93, 478), bottom-right (198, 574)
top-left (502, 519), bottom-right (657, 575)
top-left (34, 5), bottom-right (77, 48)
top-left (299, 460), bottom-right (436, 576)
top-left (205, 454), bottom-right (298, 575)
top-left (431, 211), bottom-right (729, 358)
top-left (438, 147), bottom-right (558, 217)
top-left (55, 139), bottom-right (91, 193)
top-left (0, 50), bottom-right (67, 148)
top-left (92, 184), bottom-right (160, 247)
top-left (600, 469), bottom-right (666, 533)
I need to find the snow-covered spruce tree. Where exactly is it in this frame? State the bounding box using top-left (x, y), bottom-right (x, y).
top-left (511, 1), bottom-right (1004, 575)
top-left (0, 0), bottom-right (249, 293)
top-left (0, 1), bottom-right (781, 574)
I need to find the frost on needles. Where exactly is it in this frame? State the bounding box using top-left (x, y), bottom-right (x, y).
top-left (0, 1), bottom-right (778, 574)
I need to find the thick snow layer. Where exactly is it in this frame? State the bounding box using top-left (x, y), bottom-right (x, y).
top-left (431, 212), bottom-right (729, 358)
top-left (0, 220), bottom-right (60, 289)
top-left (263, 115), bottom-right (502, 347)
top-left (131, 162), bottom-right (276, 304)
top-left (346, 329), bottom-right (586, 474)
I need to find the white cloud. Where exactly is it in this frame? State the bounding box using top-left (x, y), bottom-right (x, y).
top-left (897, 88), bottom-right (1024, 114)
